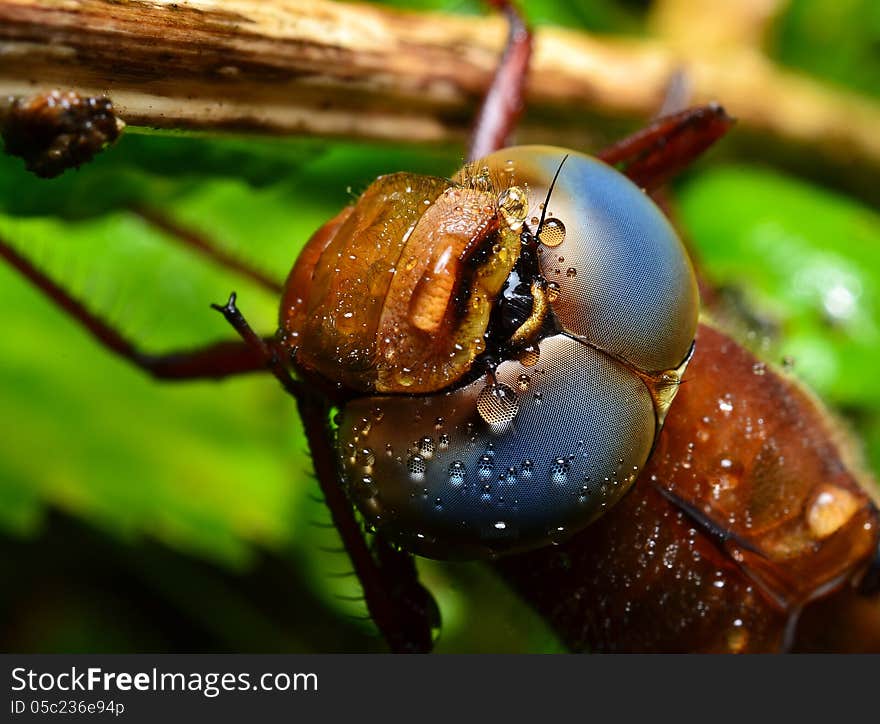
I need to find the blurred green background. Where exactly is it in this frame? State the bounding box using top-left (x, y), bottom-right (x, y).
top-left (0, 0), bottom-right (878, 653)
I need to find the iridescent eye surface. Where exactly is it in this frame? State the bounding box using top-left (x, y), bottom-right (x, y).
top-left (515, 147), bottom-right (699, 372)
top-left (333, 146), bottom-right (699, 559)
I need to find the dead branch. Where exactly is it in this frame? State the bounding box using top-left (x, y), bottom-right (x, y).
top-left (1, 0), bottom-right (878, 180)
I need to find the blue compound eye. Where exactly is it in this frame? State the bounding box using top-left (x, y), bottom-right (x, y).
top-left (515, 147), bottom-right (699, 373)
top-left (335, 146), bottom-right (699, 560)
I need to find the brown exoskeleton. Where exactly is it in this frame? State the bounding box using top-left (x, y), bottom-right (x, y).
top-left (1, 0), bottom-right (877, 652)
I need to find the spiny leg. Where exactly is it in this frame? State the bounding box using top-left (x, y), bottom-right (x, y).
top-left (213, 293), bottom-right (438, 652)
top-left (468, 0), bottom-right (533, 161)
top-left (597, 104), bottom-right (735, 191)
top-left (279, 0), bottom-right (533, 651)
top-left (0, 233), bottom-right (266, 380)
top-left (134, 206), bottom-right (283, 295)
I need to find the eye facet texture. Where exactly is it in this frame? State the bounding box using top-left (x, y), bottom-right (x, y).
top-left (335, 147), bottom-right (699, 559)
top-left (339, 335), bottom-right (656, 559)
top-left (500, 146), bottom-right (699, 372)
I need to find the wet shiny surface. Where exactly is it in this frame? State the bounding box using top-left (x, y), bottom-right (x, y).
top-left (494, 324), bottom-right (880, 652)
top-left (328, 146), bottom-right (701, 558)
top-left (479, 146), bottom-right (699, 372)
top-left (338, 334), bottom-right (655, 559)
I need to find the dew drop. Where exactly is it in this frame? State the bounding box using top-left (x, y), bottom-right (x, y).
top-left (476, 382), bottom-right (520, 433)
top-left (447, 461), bottom-right (467, 485)
top-left (545, 281), bottom-right (561, 304)
top-left (566, 267), bottom-right (577, 278)
top-left (354, 474), bottom-right (378, 499)
top-left (533, 391), bottom-right (544, 403)
top-left (477, 454), bottom-right (495, 481)
top-left (407, 453), bottom-right (426, 480)
top-left (396, 367), bottom-right (415, 387)
top-left (752, 362), bottom-right (766, 376)
top-left (538, 217), bottom-right (566, 248)
top-left (517, 373), bottom-right (531, 392)
top-left (418, 436), bottom-right (435, 460)
top-left (517, 344), bottom-right (540, 367)
top-left (549, 457), bottom-right (570, 485)
top-left (355, 447), bottom-right (376, 469)
top-left (519, 459), bottom-right (534, 479)
top-left (438, 433), bottom-right (450, 450)
top-left (549, 525), bottom-right (567, 546)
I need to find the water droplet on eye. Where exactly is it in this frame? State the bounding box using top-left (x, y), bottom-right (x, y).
top-left (502, 466), bottom-right (517, 485)
top-left (478, 454), bottom-right (495, 481)
top-left (516, 373), bottom-right (531, 392)
top-left (384, 443), bottom-right (394, 457)
top-left (476, 383), bottom-right (520, 433)
top-left (517, 344), bottom-right (540, 367)
top-left (434, 417), bottom-right (445, 430)
top-left (418, 436), bottom-right (435, 460)
top-left (438, 433), bottom-right (450, 450)
top-left (494, 521), bottom-right (507, 530)
top-left (407, 453), bottom-right (426, 480)
top-left (434, 497), bottom-right (443, 509)
top-left (545, 281), bottom-right (561, 303)
top-left (519, 459), bottom-right (534, 479)
top-left (356, 447), bottom-right (376, 469)
top-left (448, 461), bottom-right (467, 485)
top-left (566, 267), bottom-right (577, 278)
top-left (533, 391), bottom-right (543, 403)
top-left (752, 362), bottom-right (766, 376)
top-left (549, 457), bottom-right (570, 485)
top-left (538, 217), bottom-right (566, 248)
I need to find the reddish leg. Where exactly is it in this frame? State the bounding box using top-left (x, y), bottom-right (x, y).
top-left (0, 233), bottom-right (265, 380)
top-left (134, 206), bottom-right (283, 295)
top-left (468, 1), bottom-right (533, 161)
top-left (213, 293), bottom-right (438, 652)
top-left (298, 395), bottom-right (437, 653)
top-left (597, 104), bottom-right (735, 190)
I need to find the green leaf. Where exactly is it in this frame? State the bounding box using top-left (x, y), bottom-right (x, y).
top-left (678, 166), bottom-right (880, 472)
top-left (772, 0), bottom-right (880, 99)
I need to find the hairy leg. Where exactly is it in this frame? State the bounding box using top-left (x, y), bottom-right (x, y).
top-left (214, 292), bottom-right (439, 652)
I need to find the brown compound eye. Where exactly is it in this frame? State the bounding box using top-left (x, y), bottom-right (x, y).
top-left (286, 147), bottom-right (699, 560)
